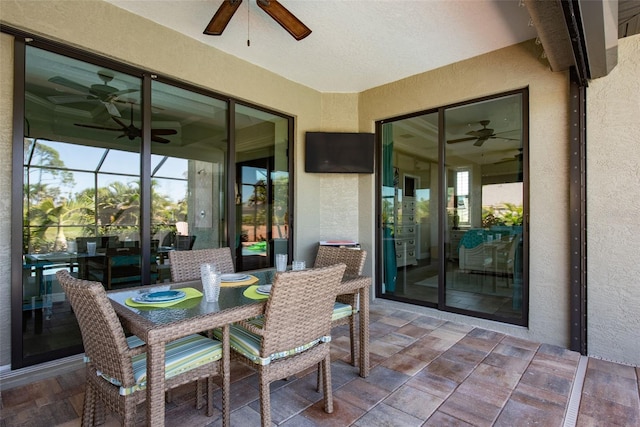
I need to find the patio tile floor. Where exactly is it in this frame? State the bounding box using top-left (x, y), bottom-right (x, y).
top-left (1, 300), bottom-right (638, 426)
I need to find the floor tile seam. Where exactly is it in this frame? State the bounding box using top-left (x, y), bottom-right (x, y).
top-left (490, 339), bottom-right (544, 424)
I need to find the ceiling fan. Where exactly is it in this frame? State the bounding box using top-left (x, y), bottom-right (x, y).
top-left (495, 148), bottom-right (524, 164)
top-left (74, 104), bottom-right (177, 144)
top-left (47, 70), bottom-right (138, 117)
top-left (204, 0), bottom-right (311, 41)
top-left (447, 120), bottom-right (519, 147)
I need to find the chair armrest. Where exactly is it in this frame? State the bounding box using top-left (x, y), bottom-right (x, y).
top-left (235, 319), bottom-right (265, 336)
top-left (126, 345), bottom-right (147, 358)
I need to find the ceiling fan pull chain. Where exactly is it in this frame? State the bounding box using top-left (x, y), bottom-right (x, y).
top-left (247, 0), bottom-right (251, 46)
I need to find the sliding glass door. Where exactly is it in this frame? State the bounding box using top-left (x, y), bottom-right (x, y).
top-left (15, 41), bottom-right (293, 368)
top-left (378, 90), bottom-right (527, 325)
top-left (234, 104), bottom-right (290, 271)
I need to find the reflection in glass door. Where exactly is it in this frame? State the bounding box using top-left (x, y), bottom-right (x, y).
top-left (21, 47), bottom-right (142, 364)
top-left (150, 81), bottom-right (228, 282)
top-left (234, 105), bottom-right (290, 272)
top-left (444, 93), bottom-right (525, 322)
top-left (15, 42), bottom-right (293, 368)
top-left (378, 90), bottom-right (527, 325)
top-left (380, 112), bottom-right (439, 304)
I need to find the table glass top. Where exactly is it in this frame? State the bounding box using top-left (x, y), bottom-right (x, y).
top-left (107, 268), bottom-right (275, 325)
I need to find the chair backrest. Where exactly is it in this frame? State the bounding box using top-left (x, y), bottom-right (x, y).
top-left (168, 247), bottom-right (235, 282)
top-left (56, 270), bottom-right (135, 388)
top-left (260, 263), bottom-right (346, 357)
top-left (175, 235), bottom-right (196, 251)
top-left (314, 246), bottom-right (367, 276)
top-left (76, 236), bottom-right (119, 254)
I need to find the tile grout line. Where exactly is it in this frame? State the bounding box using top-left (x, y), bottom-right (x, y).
top-left (562, 355), bottom-right (589, 427)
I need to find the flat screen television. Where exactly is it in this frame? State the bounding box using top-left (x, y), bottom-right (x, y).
top-left (305, 132), bottom-right (375, 173)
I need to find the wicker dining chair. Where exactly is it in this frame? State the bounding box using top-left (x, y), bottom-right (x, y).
top-left (168, 247), bottom-right (235, 282)
top-left (314, 246), bottom-right (367, 366)
top-left (217, 263), bottom-right (346, 427)
top-left (56, 270), bottom-right (227, 427)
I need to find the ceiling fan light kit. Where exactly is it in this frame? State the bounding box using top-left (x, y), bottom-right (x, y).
top-left (204, 0), bottom-right (311, 41)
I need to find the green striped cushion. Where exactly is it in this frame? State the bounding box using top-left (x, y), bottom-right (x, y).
top-left (214, 320), bottom-right (331, 366)
top-left (332, 302), bottom-right (355, 321)
top-left (96, 334), bottom-right (222, 396)
top-left (84, 335), bottom-right (146, 363)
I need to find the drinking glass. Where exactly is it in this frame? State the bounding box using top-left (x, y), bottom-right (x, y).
top-left (200, 263), bottom-right (221, 302)
top-left (86, 241), bottom-right (97, 256)
top-left (292, 260), bottom-right (306, 271)
top-left (276, 254), bottom-right (287, 272)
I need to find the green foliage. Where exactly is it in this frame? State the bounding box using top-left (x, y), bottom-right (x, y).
top-left (482, 202), bottom-right (523, 227)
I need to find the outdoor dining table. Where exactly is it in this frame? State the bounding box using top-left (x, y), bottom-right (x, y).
top-left (107, 268), bottom-right (370, 427)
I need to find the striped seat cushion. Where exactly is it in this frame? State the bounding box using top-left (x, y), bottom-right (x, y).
top-left (214, 318), bottom-right (331, 366)
top-left (332, 302), bottom-right (355, 321)
top-left (96, 334), bottom-right (222, 396)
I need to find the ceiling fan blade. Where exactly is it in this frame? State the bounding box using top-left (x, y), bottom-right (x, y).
top-left (102, 101), bottom-right (122, 117)
top-left (447, 136), bottom-right (476, 144)
top-left (257, 0), bottom-right (311, 41)
top-left (110, 116), bottom-right (129, 129)
top-left (47, 95), bottom-right (90, 104)
top-left (48, 76), bottom-right (91, 94)
top-left (488, 136), bottom-right (520, 141)
top-left (74, 123), bottom-right (123, 132)
top-left (204, 0), bottom-right (243, 35)
top-left (473, 138), bottom-right (488, 147)
top-left (151, 135), bottom-right (171, 144)
top-left (151, 129), bottom-right (178, 136)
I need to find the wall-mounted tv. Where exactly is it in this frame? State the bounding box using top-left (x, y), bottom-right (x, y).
top-left (305, 132), bottom-right (375, 173)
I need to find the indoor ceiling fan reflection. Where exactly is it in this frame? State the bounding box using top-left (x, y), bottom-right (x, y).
top-left (447, 120), bottom-right (519, 147)
top-left (74, 104), bottom-right (177, 144)
top-left (494, 148), bottom-right (524, 164)
top-left (47, 70), bottom-right (138, 118)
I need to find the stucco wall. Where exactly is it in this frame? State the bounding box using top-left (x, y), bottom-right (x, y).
top-left (360, 40), bottom-right (572, 347)
top-left (586, 34), bottom-right (640, 366)
top-left (0, 33), bottom-right (14, 368)
top-left (295, 93), bottom-right (363, 260)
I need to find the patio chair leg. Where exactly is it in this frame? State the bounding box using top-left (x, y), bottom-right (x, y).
top-left (206, 377), bottom-right (214, 417)
top-left (81, 382), bottom-right (95, 427)
top-left (321, 357), bottom-right (333, 413)
top-left (195, 379), bottom-right (203, 409)
top-left (316, 367), bottom-right (321, 392)
top-left (349, 315), bottom-right (358, 366)
top-left (259, 379), bottom-right (271, 427)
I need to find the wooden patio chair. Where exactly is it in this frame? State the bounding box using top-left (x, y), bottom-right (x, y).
top-left (217, 263), bottom-right (346, 427)
top-left (56, 270), bottom-right (226, 426)
top-left (168, 247), bottom-right (235, 282)
top-left (314, 246), bottom-right (367, 366)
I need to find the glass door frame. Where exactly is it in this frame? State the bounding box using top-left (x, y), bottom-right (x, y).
top-left (375, 88), bottom-right (529, 327)
top-left (10, 35), bottom-right (295, 368)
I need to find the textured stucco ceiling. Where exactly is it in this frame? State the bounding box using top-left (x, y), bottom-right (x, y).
top-left (103, 0), bottom-right (539, 93)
